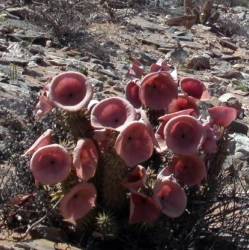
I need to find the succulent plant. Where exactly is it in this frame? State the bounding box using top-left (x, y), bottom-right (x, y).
top-left (21, 57), bottom-right (238, 246)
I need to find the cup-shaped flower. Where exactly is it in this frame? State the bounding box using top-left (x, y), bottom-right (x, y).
top-left (139, 71), bottom-right (178, 110)
top-left (125, 80), bottom-right (142, 108)
top-left (30, 144), bottom-right (71, 185)
top-left (161, 155), bottom-right (207, 186)
top-left (164, 115), bottom-right (204, 155)
top-left (153, 175), bottom-right (187, 218)
top-left (91, 97), bottom-right (136, 131)
top-left (34, 83), bottom-right (54, 120)
top-left (180, 77), bottom-right (210, 100)
top-left (208, 106), bottom-right (237, 127)
top-left (73, 139), bottom-right (98, 181)
top-left (150, 58), bottom-right (171, 73)
top-left (23, 129), bottom-right (53, 156)
top-left (156, 109), bottom-right (195, 152)
top-left (168, 95), bottom-right (199, 115)
top-left (48, 72), bottom-right (93, 111)
top-left (60, 182), bottom-right (97, 224)
top-left (150, 59), bottom-right (178, 82)
top-left (122, 165), bottom-right (147, 191)
top-left (128, 59), bottom-right (144, 79)
top-left (115, 121), bottom-right (154, 167)
top-left (129, 192), bottom-right (161, 224)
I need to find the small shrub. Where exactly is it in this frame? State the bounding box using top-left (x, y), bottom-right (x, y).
top-left (26, 0), bottom-right (98, 45)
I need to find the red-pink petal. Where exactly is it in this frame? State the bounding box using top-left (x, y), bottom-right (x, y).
top-left (150, 58), bottom-right (171, 73)
top-left (139, 71), bottom-right (178, 110)
top-left (208, 106), bottom-right (237, 127)
top-left (128, 59), bottom-right (144, 79)
top-left (137, 110), bottom-right (159, 149)
top-left (122, 165), bottom-right (147, 191)
top-left (156, 109), bottom-right (196, 153)
top-left (168, 95), bottom-right (199, 115)
top-left (91, 97), bottom-right (136, 131)
top-left (164, 115), bottom-right (204, 155)
top-left (154, 176), bottom-right (187, 218)
top-left (73, 139), bottom-right (98, 181)
top-left (125, 80), bottom-right (142, 108)
top-left (23, 129), bottom-right (53, 157)
top-left (60, 182), bottom-right (96, 224)
top-left (129, 192), bottom-right (161, 224)
top-left (167, 155), bottom-right (207, 186)
top-left (49, 72), bottom-right (93, 111)
top-left (115, 121), bottom-right (154, 167)
top-left (30, 144), bottom-right (71, 185)
top-left (158, 109), bottom-right (196, 123)
top-left (34, 95), bottom-right (54, 120)
top-left (180, 77), bottom-right (210, 100)
top-left (201, 124), bottom-right (218, 153)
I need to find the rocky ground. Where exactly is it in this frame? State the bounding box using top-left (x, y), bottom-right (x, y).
top-left (0, 1), bottom-right (249, 249)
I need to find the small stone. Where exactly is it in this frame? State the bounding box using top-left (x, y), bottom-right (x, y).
top-left (46, 40), bottom-right (52, 48)
top-left (229, 121), bottom-right (248, 135)
top-left (166, 47), bottom-right (188, 65)
top-left (13, 239), bottom-right (81, 250)
top-left (219, 93), bottom-right (237, 103)
top-left (231, 133), bottom-right (249, 161)
top-left (218, 93), bottom-right (242, 115)
top-left (22, 68), bottom-right (44, 77)
top-left (88, 77), bottom-right (104, 92)
top-left (220, 69), bottom-right (244, 79)
top-left (98, 69), bottom-right (120, 80)
top-left (219, 38), bottom-right (238, 51)
top-left (187, 55), bottom-right (210, 70)
top-left (0, 57), bottom-right (28, 67)
top-left (47, 58), bottom-right (66, 66)
top-left (139, 52), bottom-right (156, 65)
top-left (29, 225), bottom-right (68, 242)
top-left (29, 45), bottom-right (45, 55)
top-left (30, 55), bottom-right (48, 66)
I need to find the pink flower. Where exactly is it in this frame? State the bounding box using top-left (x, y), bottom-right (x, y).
top-left (125, 80), bottom-right (142, 108)
top-left (139, 71), bottom-right (178, 110)
top-left (122, 165), bottom-right (147, 191)
top-left (48, 72), bottom-right (93, 111)
top-left (156, 109), bottom-right (196, 152)
top-left (91, 97), bottom-right (136, 131)
top-left (150, 58), bottom-right (171, 73)
top-left (60, 182), bottom-right (97, 224)
top-left (129, 192), bottom-right (161, 224)
top-left (208, 106), bottom-right (237, 127)
top-left (180, 77), bottom-right (210, 100)
top-left (30, 144), bottom-right (71, 185)
top-left (168, 95), bottom-right (199, 115)
top-left (160, 155), bottom-right (207, 186)
top-left (201, 124), bottom-right (219, 153)
top-left (23, 129), bottom-right (53, 156)
top-left (115, 121), bottom-right (154, 167)
top-left (73, 139), bottom-right (98, 181)
top-left (164, 115), bottom-right (204, 155)
top-left (150, 59), bottom-right (178, 82)
top-left (128, 59), bottom-right (144, 79)
top-left (34, 86), bottom-right (54, 120)
top-left (154, 175), bottom-right (187, 218)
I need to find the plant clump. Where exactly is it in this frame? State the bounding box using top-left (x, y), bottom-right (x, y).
top-left (19, 58), bottom-right (238, 247)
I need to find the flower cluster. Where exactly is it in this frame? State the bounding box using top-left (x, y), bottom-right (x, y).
top-left (23, 58), bottom-right (237, 225)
